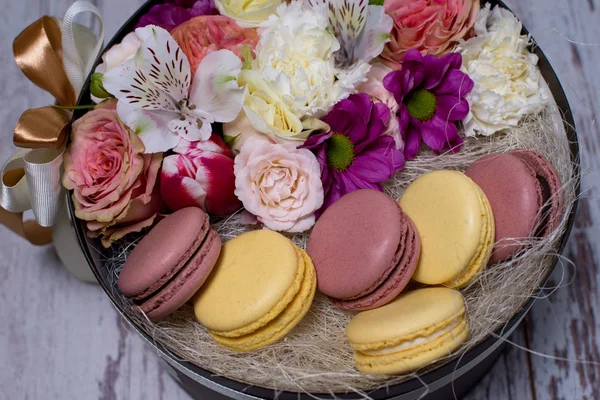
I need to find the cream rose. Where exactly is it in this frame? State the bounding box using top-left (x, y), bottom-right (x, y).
top-left (214, 0), bottom-right (281, 27)
top-left (458, 4), bottom-right (548, 136)
top-left (234, 136), bottom-right (324, 232)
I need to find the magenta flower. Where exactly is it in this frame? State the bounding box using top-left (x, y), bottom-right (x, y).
top-left (136, 0), bottom-right (217, 31)
top-left (383, 49), bottom-right (474, 160)
top-left (301, 93), bottom-right (405, 215)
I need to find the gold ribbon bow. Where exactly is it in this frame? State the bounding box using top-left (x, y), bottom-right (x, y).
top-left (0, 2), bottom-right (104, 245)
top-left (14, 16), bottom-right (75, 150)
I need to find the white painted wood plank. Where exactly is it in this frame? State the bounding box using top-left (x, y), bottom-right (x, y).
top-left (464, 326), bottom-right (535, 400)
top-left (502, 0), bottom-right (600, 398)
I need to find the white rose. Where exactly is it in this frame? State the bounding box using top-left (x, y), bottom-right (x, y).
top-left (234, 136), bottom-right (324, 232)
top-left (458, 4), bottom-right (549, 137)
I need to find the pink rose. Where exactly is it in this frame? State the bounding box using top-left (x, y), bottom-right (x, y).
top-left (357, 63), bottom-right (402, 150)
top-left (160, 134), bottom-right (241, 216)
top-left (171, 15), bottom-right (259, 75)
top-left (234, 136), bottom-right (324, 232)
top-left (63, 100), bottom-right (163, 247)
top-left (381, 0), bottom-right (479, 68)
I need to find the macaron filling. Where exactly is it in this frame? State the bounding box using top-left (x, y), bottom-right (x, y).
top-left (352, 318), bottom-right (469, 374)
top-left (535, 174), bottom-right (552, 237)
top-left (130, 217), bottom-right (210, 301)
top-left (360, 318), bottom-right (466, 356)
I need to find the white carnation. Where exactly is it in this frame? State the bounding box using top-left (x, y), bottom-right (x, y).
top-left (252, 2), bottom-right (360, 118)
top-left (458, 4), bottom-right (549, 137)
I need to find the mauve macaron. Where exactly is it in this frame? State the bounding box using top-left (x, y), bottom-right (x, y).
top-left (307, 189), bottom-right (421, 311)
top-left (465, 150), bottom-right (563, 262)
top-left (118, 207), bottom-right (221, 320)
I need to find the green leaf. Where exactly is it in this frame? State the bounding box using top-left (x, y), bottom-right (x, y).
top-left (369, 0), bottom-right (384, 5)
top-left (224, 133), bottom-right (241, 148)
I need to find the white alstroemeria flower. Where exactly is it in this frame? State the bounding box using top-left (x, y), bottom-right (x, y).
top-left (305, 0), bottom-right (393, 68)
top-left (103, 25), bottom-right (245, 153)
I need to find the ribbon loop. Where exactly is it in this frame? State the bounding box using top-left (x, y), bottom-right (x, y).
top-left (13, 16), bottom-right (77, 107)
top-left (1, 149), bottom-right (31, 213)
top-left (24, 148), bottom-right (65, 227)
top-left (14, 107), bottom-right (71, 149)
top-left (62, 1), bottom-right (105, 95)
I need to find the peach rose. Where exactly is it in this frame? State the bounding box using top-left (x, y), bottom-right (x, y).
top-left (171, 15), bottom-right (258, 75)
top-left (234, 136), bottom-right (323, 232)
top-left (381, 0), bottom-right (479, 68)
top-left (357, 63), bottom-right (402, 150)
top-left (63, 100), bottom-right (163, 247)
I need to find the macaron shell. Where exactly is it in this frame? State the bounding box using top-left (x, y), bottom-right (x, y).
top-left (347, 287), bottom-right (465, 347)
top-left (308, 190), bottom-right (403, 300)
top-left (443, 183), bottom-right (495, 288)
top-left (465, 153), bottom-right (543, 262)
top-left (210, 249), bottom-right (317, 352)
top-left (193, 230), bottom-right (300, 333)
top-left (353, 317), bottom-right (468, 375)
top-left (333, 213), bottom-right (421, 311)
top-left (131, 217), bottom-right (210, 301)
top-left (118, 207), bottom-right (209, 298)
top-left (399, 171), bottom-right (484, 285)
top-left (140, 229), bottom-right (222, 320)
top-left (511, 150), bottom-right (563, 236)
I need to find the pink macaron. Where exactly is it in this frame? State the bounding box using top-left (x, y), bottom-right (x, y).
top-left (465, 150), bottom-right (563, 262)
top-left (307, 189), bottom-right (421, 311)
top-left (117, 207), bottom-right (221, 320)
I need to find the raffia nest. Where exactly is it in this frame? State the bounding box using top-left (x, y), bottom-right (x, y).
top-left (98, 88), bottom-right (577, 396)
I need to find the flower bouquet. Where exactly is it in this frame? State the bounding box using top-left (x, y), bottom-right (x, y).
top-left (1, 0), bottom-right (579, 398)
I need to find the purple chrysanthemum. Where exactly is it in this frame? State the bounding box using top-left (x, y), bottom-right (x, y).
top-left (136, 0), bottom-right (217, 31)
top-left (383, 49), bottom-right (474, 160)
top-left (301, 93), bottom-right (405, 215)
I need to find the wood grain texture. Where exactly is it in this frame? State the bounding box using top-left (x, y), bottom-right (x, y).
top-left (0, 0), bottom-right (598, 399)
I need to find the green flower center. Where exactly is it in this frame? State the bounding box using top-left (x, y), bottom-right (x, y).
top-left (326, 133), bottom-right (355, 172)
top-left (405, 88), bottom-right (437, 122)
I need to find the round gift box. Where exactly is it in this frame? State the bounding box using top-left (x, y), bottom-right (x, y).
top-left (70, 1), bottom-right (581, 398)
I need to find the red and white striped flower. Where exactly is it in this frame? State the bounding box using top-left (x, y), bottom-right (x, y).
top-left (160, 135), bottom-right (241, 216)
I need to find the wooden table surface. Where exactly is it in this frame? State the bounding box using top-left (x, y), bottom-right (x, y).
top-left (1, 0), bottom-right (599, 399)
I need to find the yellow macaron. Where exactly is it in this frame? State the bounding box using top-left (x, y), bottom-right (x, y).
top-left (193, 230), bottom-right (316, 352)
top-left (347, 287), bottom-right (469, 375)
top-left (399, 170), bottom-right (495, 288)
